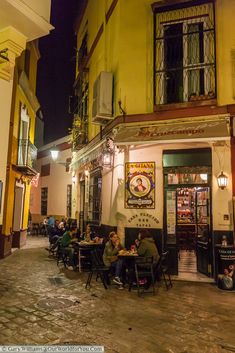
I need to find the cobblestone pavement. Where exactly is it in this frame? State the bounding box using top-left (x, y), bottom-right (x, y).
top-left (0, 236), bottom-right (234, 353)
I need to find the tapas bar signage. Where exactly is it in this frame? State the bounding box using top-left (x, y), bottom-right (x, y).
top-left (125, 162), bottom-right (155, 209)
top-left (114, 118), bottom-right (230, 144)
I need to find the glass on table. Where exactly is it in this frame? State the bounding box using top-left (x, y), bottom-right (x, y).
top-left (130, 245), bottom-right (137, 253)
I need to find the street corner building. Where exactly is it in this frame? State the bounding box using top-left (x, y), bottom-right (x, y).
top-left (70, 0), bottom-right (235, 281)
top-left (0, 0), bottom-right (53, 257)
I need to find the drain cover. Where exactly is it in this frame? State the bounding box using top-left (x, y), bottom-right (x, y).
top-left (37, 297), bottom-right (74, 310)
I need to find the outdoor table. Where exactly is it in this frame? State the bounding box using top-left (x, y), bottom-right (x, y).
top-left (76, 241), bottom-right (103, 272)
top-left (118, 251), bottom-right (139, 287)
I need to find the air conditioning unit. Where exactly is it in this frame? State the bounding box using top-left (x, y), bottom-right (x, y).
top-left (92, 71), bottom-right (113, 125)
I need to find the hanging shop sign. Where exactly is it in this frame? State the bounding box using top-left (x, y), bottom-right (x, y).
top-left (114, 117), bottom-right (230, 144)
top-left (125, 162), bottom-right (155, 209)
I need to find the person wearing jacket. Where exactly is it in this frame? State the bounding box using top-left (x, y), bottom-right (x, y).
top-left (135, 229), bottom-right (160, 264)
top-left (103, 231), bottom-right (124, 285)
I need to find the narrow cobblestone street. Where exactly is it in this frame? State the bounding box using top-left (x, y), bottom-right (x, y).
top-left (0, 237), bottom-right (234, 353)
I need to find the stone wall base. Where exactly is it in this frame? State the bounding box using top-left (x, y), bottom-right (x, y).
top-left (0, 227), bottom-right (13, 258)
top-left (12, 229), bottom-right (27, 248)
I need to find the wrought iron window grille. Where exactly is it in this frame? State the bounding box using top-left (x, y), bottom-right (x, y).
top-left (154, 2), bottom-right (216, 105)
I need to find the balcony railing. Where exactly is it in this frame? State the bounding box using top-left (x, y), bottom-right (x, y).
top-left (17, 139), bottom-right (37, 172)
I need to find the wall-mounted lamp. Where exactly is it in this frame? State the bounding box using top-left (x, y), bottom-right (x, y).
top-left (102, 137), bottom-right (114, 168)
top-left (50, 147), bottom-right (59, 161)
top-left (217, 171), bottom-right (228, 190)
top-left (85, 170), bottom-right (89, 176)
top-left (50, 147), bottom-right (70, 168)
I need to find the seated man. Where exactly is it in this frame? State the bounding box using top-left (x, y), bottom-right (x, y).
top-left (60, 226), bottom-right (78, 270)
top-left (103, 231), bottom-right (124, 286)
top-left (48, 219), bottom-right (63, 246)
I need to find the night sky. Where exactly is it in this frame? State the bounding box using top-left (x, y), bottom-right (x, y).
top-left (37, 0), bottom-right (79, 144)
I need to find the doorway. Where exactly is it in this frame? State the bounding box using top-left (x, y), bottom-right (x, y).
top-left (164, 170), bottom-right (212, 279)
top-left (176, 187), bottom-right (211, 278)
top-left (13, 183), bottom-right (25, 232)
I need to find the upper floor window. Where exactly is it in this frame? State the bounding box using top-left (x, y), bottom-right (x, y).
top-left (78, 33), bottom-right (88, 70)
top-left (70, 70), bottom-right (89, 150)
top-left (154, 1), bottom-right (215, 105)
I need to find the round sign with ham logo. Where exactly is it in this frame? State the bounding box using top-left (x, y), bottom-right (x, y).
top-left (130, 175), bottom-right (151, 198)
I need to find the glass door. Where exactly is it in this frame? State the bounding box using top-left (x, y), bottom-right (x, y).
top-left (165, 190), bottom-right (178, 275)
top-left (195, 187), bottom-right (212, 276)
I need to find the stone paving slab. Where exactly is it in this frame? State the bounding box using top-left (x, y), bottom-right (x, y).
top-left (0, 239), bottom-right (234, 352)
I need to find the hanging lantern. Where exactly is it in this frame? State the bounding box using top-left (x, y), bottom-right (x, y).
top-left (102, 137), bottom-right (114, 168)
top-left (217, 171), bottom-right (228, 190)
top-left (102, 149), bottom-right (113, 168)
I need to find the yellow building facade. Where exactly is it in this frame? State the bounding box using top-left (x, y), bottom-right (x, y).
top-left (72, 0), bottom-right (235, 279)
top-left (0, 1), bottom-right (53, 257)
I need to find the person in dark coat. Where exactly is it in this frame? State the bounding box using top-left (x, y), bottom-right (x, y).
top-left (135, 229), bottom-right (160, 264)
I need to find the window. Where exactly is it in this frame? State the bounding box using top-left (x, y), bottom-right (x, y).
top-left (71, 70), bottom-right (89, 150)
top-left (78, 33), bottom-right (88, 70)
top-left (154, 2), bottom-right (215, 105)
top-left (67, 184), bottom-right (72, 218)
top-left (88, 171), bottom-right (102, 224)
top-left (18, 105), bottom-right (29, 166)
top-left (41, 187), bottom-right (48, 216)
top-left (41, 164), bottom-right (50, 177)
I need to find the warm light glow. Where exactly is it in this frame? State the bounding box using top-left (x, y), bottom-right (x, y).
top-left (200, 174), bottom-right (208, 181)
top-left (102, 151), bottom-right (112, 167)
top-left (85, 170), bottom-right (89, 176)
top-left (51, 148), bottom-right (59, 161)
top-left (217, 171), bottom-right (228, 190)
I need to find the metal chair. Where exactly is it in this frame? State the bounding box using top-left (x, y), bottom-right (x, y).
top-left (155, 251), bottom-right (173, 290)
top-left (85, 249), bottom-right (109, 289)
top-left (131, 256), bottom-right (155, 296)
top-left (56, 242), bottom-right (70, 268)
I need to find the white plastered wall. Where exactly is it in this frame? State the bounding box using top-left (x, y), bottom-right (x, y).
top-left (101, 141), bottom-right (233, 239)
top-left (30, 148), bottom-right (73, 219)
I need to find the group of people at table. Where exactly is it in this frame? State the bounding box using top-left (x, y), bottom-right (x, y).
top-left (46, 220), bottom-right (160, 289)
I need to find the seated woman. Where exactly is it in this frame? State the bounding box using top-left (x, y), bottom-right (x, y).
top-left (135, 229), bottom-right (160, 264)
top-left (103, 231), bottom-right (124, 286)
top-left (82, 224), bottom-right (96, 242)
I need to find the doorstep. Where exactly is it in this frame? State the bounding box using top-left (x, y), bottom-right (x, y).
top-left (172, 271), bottom-right (215, 283)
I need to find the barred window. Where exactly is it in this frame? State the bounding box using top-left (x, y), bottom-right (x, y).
top-left (154, 1), bottom-right (216, 105)
top-left (88, 171), bottom-right (102, 225)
